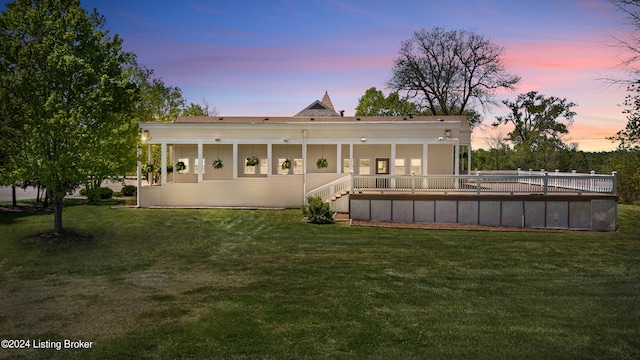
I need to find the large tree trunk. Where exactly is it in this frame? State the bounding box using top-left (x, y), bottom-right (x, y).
top-left (12, 185), bottom-right (17, 207)
top-left (52, 196), bottom-right (64, 234)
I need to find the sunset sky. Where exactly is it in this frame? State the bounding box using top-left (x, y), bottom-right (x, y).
top-left (78, 0), bottom-right (635, 151)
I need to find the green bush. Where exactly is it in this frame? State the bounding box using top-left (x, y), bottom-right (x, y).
top-left (303, 196), bottom-right (334, 224)
top-left (79, 188), bottom-right (88, 196)
top-left (121, 184), bottom-right (137, 196)
top-left (87, 187), bottom-right (114, 201)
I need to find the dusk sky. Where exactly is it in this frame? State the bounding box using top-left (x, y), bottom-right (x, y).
top-left (76, 1), bottom-right (635, 151)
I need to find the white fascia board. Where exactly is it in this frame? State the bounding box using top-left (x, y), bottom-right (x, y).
top-left (138, 122), bottom-right (468, 145)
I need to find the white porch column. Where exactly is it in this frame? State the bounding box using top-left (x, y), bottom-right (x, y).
top-left (267, 143), bottom-right (272, 177)
top-left (390, 143), bottom-right (396, 175)
top-left (349, 143), bottom-right (354, 173)
top-left (336, 144), bottom-right (342, 174)
top-left (147, 144), bottom-right (153, 185)
top-left (197, 142), bottom-right (203, 182)
top-left (232, 143), bottom-right (238, 179)
top-left (161, 143), bottom-right (167, 185)
top-left (422, 143), bottom-right (429, 175)
top-left (468, 145), bottom-right (472, 173)
top-left (454, 140), bottom-right (460, 176)
top-left (302, 130), bottom-right (308, 203)
top-left (169, 145), bottom-right (174, 183)
top-left (136, 147), bottom-right (141, 208)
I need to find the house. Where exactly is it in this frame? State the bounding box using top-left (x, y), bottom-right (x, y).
top-left (137, 92), bottom-right (472, 208)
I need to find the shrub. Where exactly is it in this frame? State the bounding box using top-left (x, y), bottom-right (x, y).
top-left (87, 187), bottom-right (114, 201)
top-left (121, 185), bottom-right (137, 196)
top-left (303, 196), bottom-right (334, 224)
top-left (79, 188), bottom-right (88, 196)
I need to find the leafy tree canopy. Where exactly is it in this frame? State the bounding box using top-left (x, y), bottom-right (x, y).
top-left (355, 87), bottom-right (419, 116)
top-left (492, 91), bottom-right (577, 170)
top-left (0, 0), bottom-right (137, 234)
top-left (493, 91), bottom-right (577, 150)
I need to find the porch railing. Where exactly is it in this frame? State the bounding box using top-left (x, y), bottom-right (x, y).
top-left (352, 170), bottom-right (617, 196)
top-left (305, 175), bottom-right (352, 201)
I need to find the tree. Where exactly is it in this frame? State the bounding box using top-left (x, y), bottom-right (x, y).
top-left (607, 0), bottom-right (640, 150)
top-left (355, 87), bottom-right (420, 116)
top-left (610, 0), bottom-right (640, 81)
top-left (127, 60), bottom-right (184, 123)
top-left (387, 27), bottom-right (520, 128)
top-left (182, 96), bottom-right (219, 116)
top-left (481, 127), bottom-right (511, 170)
top-left (610, 81), bottom-right (640, 150)
top-left (0, 0), bottom-right (137, 235)
top-left (493, 91), bottom-right (577, 170)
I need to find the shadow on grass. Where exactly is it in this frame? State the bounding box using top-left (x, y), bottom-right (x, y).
top-left (24, 229), bottom-right (95, 246)
top-left (0, 198), bottom-right (129, 225)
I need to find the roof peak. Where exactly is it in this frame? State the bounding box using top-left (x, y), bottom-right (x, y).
top-left (321, 91), bottom-right (335, 112)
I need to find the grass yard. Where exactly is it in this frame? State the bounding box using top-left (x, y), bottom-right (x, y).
top-left (0, 201), bottom-right (639, 359)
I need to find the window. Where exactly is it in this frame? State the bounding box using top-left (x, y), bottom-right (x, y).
top-left (411, 158), bottom-right (422, 174)
top-left (343, 159), bottom-right (351, 173)
top-left (293, 159), bottom-right (303, 174)
top-left (177, 158), bottom-right (189, 174)
top-left (260, 158), bottom-right (268, 174)
top-left (244, 164), bottom-right (256, 174)
top-left (395, 159), bottom-right (405, 175)
top-left (359, 158), bottom-right (371, 175)
top-left (194, 158), bottom-right (205, 175)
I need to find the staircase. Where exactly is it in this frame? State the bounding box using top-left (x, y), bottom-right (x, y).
top-left (305, 175), bottom-right (351, 212)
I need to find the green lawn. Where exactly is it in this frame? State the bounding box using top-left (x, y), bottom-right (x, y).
top-left (1, 201), bottom-right (639, 359)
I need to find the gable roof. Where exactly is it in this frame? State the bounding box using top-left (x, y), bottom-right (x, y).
top-left (293, 99), bottom-right (340, 118)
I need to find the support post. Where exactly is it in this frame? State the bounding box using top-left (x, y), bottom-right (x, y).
top-left (136, 147), bottom-right (142, 207)
top-left (161, 143), bottom-right (167, 185)
top-left (197, 143), bottom-right (203, 183)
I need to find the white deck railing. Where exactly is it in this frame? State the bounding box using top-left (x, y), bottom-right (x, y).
top-left (305, 175), bottom-right (352, 201)
top-left (352, 170), bottom-right (617, 196)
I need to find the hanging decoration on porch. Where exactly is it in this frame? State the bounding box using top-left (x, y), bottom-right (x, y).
top-left (316, 145), bottom-right (328, 168)
top-left (282, 143), bottom-right (291, 170)
top-left (246, 144), bottom-right (259, 166)
top-left (246, 156), bottom-right (259, 166)
top-left (316, 158), bottom-right (328, 168)
top-left (212, 159), bottom-right (224, 169)
top-left (212, 145), bottom-right (224, 169)
top-left (175, 161), bottom-right (186, 172)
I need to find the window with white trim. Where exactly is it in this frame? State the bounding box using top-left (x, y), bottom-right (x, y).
top-left (343, 159), bottom-right (351, 173)
top-left (260, 158), bottom-right (268, 174)
top-left (410, 158), bottom-right (422, 174)
top-left (395, 159), bottom-right (405, 175)
top-left (359, 158), bottom-right (371, 175)
top-left (293, 159), bottom-right (303, 174)
top-left (194, 158), bottom-right (205, 175)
